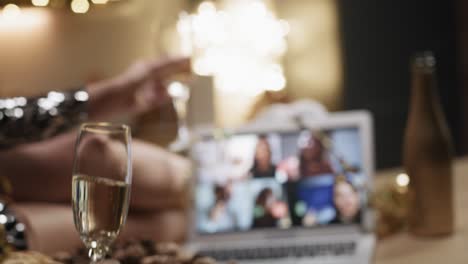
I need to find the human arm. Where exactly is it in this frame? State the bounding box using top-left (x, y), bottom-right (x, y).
top-left (0, 57), bottom-right (190, 148)
top-left (0, 130), bottom-right (191, 211)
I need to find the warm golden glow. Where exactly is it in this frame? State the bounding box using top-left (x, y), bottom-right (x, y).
top-left (396, 173), bottom-right (410, 187)
top-left (168, 81), bottom-right (190, 100)
top-left (0, 7), bottom-right (50, 32)
top-left (2, 4), bottom-right (21, 19)
top-left (71, 0), bottom-right (90, 14)
top-left (31, 0), bottom-right (50, 7)
top-left (91, 0), bottom-right (109, 4)
top-left (177, 0), bottom-right (289, 96)
top-left (279, 0), bottom-right (343, 110)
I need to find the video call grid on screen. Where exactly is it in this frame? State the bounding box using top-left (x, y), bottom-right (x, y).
top-left (192, 127), bottom-right (367, 235)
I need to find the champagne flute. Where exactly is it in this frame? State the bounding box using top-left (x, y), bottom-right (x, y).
top-left (72, 123), bottom-right (132, 262)
top-left (166, 12), bottom-right (201, 153)
top-left (167, 80), bottom-right (191, 153)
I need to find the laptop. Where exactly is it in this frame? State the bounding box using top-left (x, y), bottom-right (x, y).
top-left (188, 111), bottom-right (376, 264)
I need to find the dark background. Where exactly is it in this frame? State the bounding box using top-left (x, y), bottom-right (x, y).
top-left (337, 0), bottom-right (464, 169)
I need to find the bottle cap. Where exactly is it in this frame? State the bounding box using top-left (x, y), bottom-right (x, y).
top-left (412, 51), bottom-right (436, 73)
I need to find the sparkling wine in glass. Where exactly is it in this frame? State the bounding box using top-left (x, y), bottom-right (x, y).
top-left (72, 123), bottom-right (132, 262)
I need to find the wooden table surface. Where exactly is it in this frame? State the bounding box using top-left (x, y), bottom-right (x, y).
top-left (374, 158), bottom-right (468, 264)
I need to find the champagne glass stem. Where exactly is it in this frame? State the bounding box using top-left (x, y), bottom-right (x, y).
top-left (89, 246), bottom-right (106, 263)
top-left (176, 102), bottom-right (188, 139)
top-left (167, 81), bottom-right (191, 152)
top-left (173, 97), bottom-right (189, 141)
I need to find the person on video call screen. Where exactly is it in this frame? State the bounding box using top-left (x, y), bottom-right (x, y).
top-left (250, 135), bottom-right (277, 178)
top-left (298, 133), bottom-right (334, 177)
top-left (205, 183), bottom-right (237, 232)
top-left (330, 176), bottom-right (361, 224)
top-left (195, 128), bottom-right (364, 233)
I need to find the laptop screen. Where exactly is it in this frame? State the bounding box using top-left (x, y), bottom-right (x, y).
top-left (192, 127), bottom-right (367, 235)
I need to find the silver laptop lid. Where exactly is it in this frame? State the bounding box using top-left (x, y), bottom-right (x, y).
top-left (189, 111), bottom-right (374, 243)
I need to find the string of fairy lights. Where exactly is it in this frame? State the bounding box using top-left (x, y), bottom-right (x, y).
top-left (0, 0), bottom-right (123, 14)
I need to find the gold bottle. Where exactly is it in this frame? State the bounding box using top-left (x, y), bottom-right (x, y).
top-left (403, 52), bottom-right (454, 236)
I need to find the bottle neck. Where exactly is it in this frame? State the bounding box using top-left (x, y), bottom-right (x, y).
top-left (410, 69), bottom-right (438, 113)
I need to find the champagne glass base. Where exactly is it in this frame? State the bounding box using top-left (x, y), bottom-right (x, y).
top-left (168, 137), bottom-right (191, 153)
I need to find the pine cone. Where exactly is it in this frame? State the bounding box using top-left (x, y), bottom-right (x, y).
top-left (4, 251), bottom-right (60, 264)
top-left (54, 240), bottom-right (221, 264)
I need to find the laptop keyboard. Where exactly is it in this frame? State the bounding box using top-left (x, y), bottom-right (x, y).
top-left (199, 241), bottom-right (356, 261)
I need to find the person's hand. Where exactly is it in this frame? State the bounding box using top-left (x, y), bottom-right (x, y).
top-left (87, 57), bottom-right (191, 121)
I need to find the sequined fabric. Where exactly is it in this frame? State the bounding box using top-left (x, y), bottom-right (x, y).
top-left (0, 201), bottom-right (27, 250)
top-left (0, 88), bottom-right (89, 250)
top-left (0, 88), bottom-right (88, 148)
